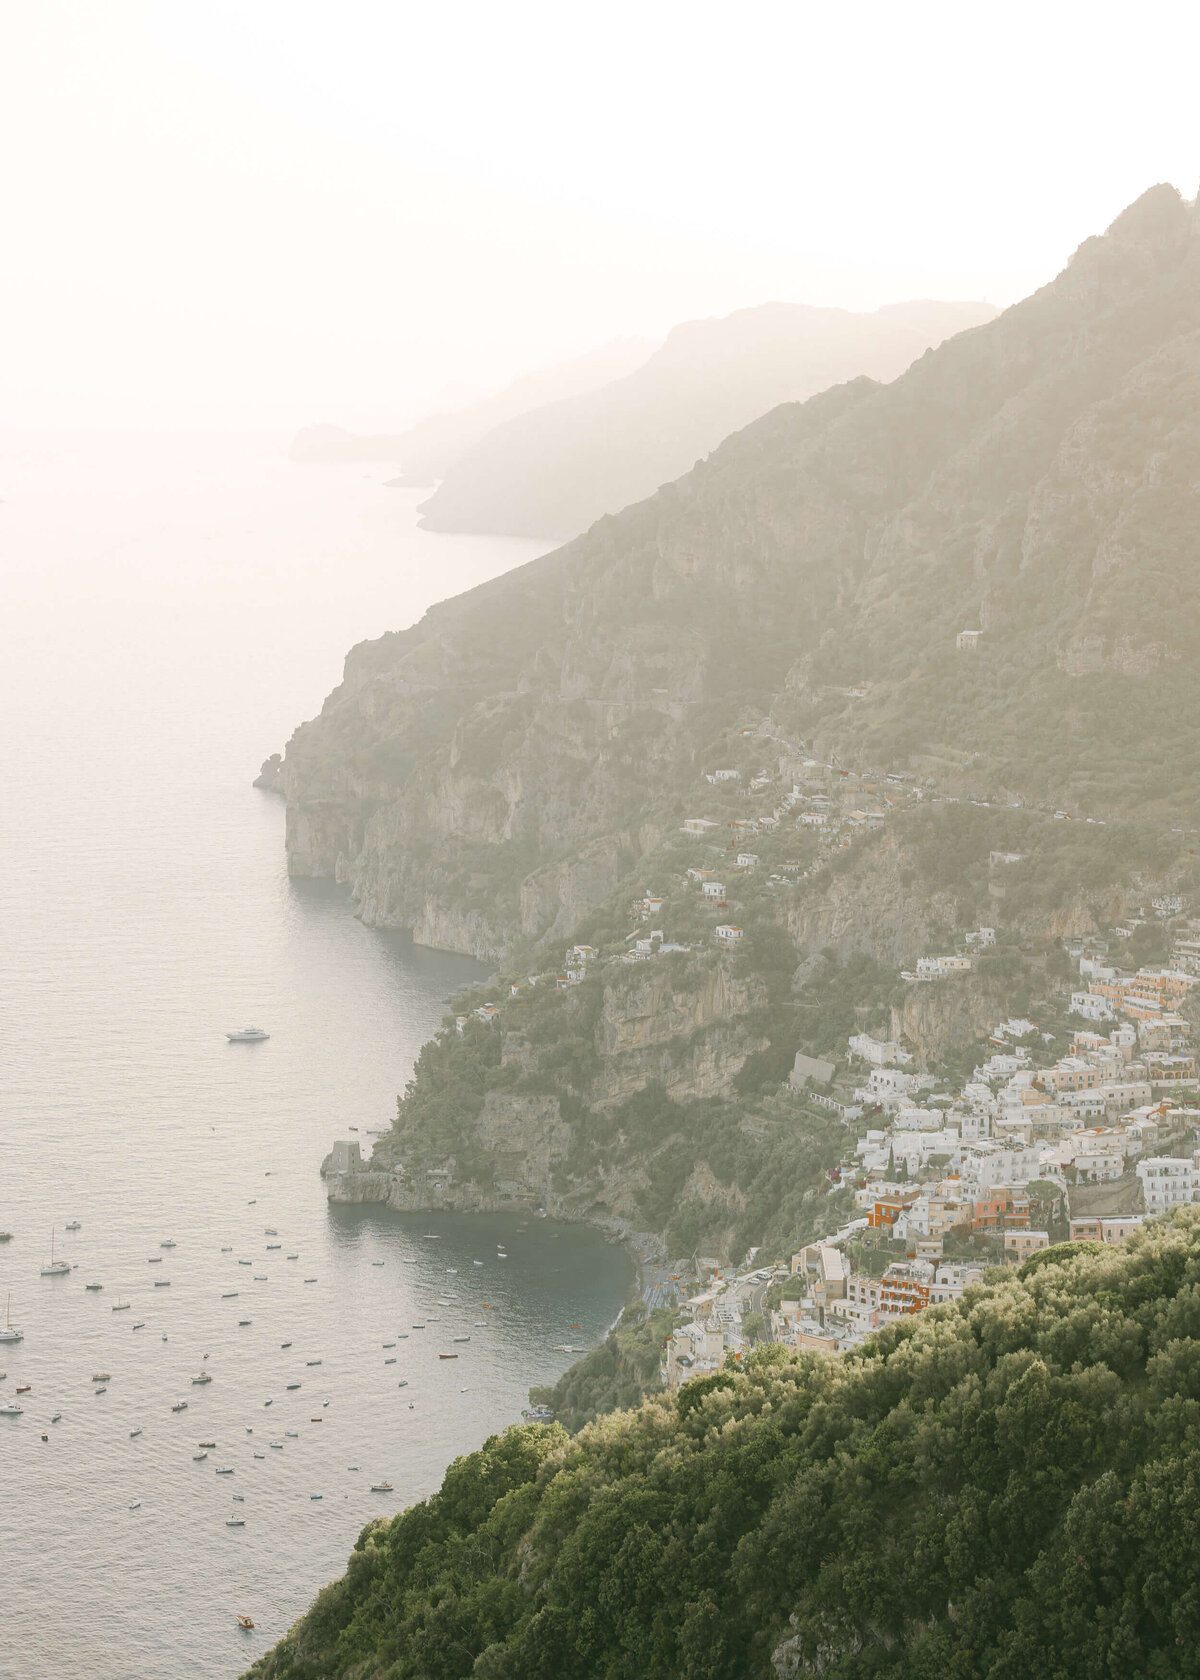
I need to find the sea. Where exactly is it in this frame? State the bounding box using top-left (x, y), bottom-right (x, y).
top-left (0, 431), bottom-right (632, 1680)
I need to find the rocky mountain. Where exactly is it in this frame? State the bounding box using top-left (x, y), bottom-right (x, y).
top-left (273, 184), bottom-right (1200, 968)
top-left (288, 338), bottom-right (654, 475)
top-left (416, 298), bottom-right (997, 537)
top-left (244, 1217), bottom-right (1200, 1680)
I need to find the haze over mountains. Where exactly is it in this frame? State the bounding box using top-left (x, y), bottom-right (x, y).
top-left (276, 185), bottom-right (1200, 965)
top-left (416, 298), bottom-right (997, 537)
top-left (290, 336), bottom-right (656, 478)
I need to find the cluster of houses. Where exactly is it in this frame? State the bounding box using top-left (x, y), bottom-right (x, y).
top-left (663, 933), bottom-right (1200, 1377)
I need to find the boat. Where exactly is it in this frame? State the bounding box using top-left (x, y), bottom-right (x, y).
top-left (226, 1027), bottom-right (269, 1042)
top-left (94, 1386), bottom-right (107, 1395)
top-left (304, 1277), bottom-right (317, 1283)
top-left (160, 1240), bottom-right (176, 1249)
top-left (238, 1260), bottom-right (251, 1266)
top-left (238, 1320), bottom-right (251, 1326)
top-left (220, 1246), bottom-right (232, 1252)
top-left (309, 1417), bottom-right (323, 1423)
top-left (446, 1267), bottom-right (458, 1275)
top-left (309, 1494), bottom-right (322, 1500)
top-left (226, 1518), bottom-right (245, 1527)
top-left (148, 1256), bottom-right (163, 1263)
top-left (370, 1480), bottom-right (393, 1492)
top-left (112, 1299), bottom-right (130, 1311)
top-left (91, 1372), bottom-right (111, 1382)
top-left (473, 1260), bottom-right (484, 1266)
top-left (51, 1414), bottom-right (62, 1423)
top-left (253, 1452), bottom-right (265, 1459)
top-left (222, 1292), bottom-right (238, 1299)
top-left (411, 1323), bottom-right (425, 1330)
top-left (199, 1440), bottom-right (216, 1447)
top-left (154, 1280), bottom-right (170, 1287)
top-left (263, 1397), bottom-right (273, 1407)
top-left (171, 1401), bottom-right (188, 1412)
top-left (65, 1221), bottom-right (82, 1231)
top-left (215, 1465), bottom-right (234, 1474)
top-left (286, 1253), bottom-right (298, 1260)
top-left (286, 1383), bottom-right (300, 1391)
top-left (191, 1373), bottom-right (212, 1385)
top-left (253, 1274), bottom-right (267, 1281)
top-left (16, 1384), bottom-right (31, 1393)
top-left (265, 1228), bottom-right (277, 1235)
top-left (193, 1450), bottom-right (208, 1460)
top-left (371, 1260), bottom-right (384, 1267)
top-left (0, 1232), bottom-right (12, 1242)
top-left (40, 1230), bottom-right (70, 1276)
top-left (0, 1403), bottom-right (22, 1417)
top-left (285, 1430), bottom-right (298, 1438)
top-left (85, 1283), bottom-right (103, 1291)
top-left (382, 1342), bottom-right (395, 1348)
top-left (305, 1359), bottom-right (321, 1367)
top-left (236, 1615), bottom-right (254, 1630)
top-left (396, 1379), bottom-right (408, 1389)
top-left (269, 1441), bottom-right (283, 1449)
top-left (452, 1335), bottom-right (470, 1343)
top-left (266, 1244), bottom-right (281, 1251)
top-left (132, 1321), bottom-right (145, 1330)
top-left (384, 1358), bottom-right (396, 1365)
top-left (474, 1322), bottom-right (488, 1328)
top-left (438, 1353), bottom-right (459, 1360)
top-left (128, 1500), bottom-right (141, 1510)
top-left (0, 1295), bottom-right (22, 1343)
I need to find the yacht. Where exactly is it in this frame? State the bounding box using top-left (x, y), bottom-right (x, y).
top-left (92, 1372), bottom-right (111, 1382)
top-left (0, 1402), bottom-right (23, 1417)
top-left (215, 1465), bottom-right (234, 1474)
top-left (0, 1295), bottom-right (22, 1343)
top-left (40, 1230), bottom-right (70, 1276)
top-left (226, 1027), bottom-right (269, 1043)
top-left (191, 1373), bottom-right (212, 1385)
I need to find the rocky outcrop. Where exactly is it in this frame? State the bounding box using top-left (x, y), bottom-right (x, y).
top-left (275, 186), bottom-right (1200, 964)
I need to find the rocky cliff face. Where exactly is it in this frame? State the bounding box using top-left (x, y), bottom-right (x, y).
top-left (275, 186), bottom-right (1200, 965)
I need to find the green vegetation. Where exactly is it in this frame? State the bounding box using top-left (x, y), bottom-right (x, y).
top-left (246, 1213), bottom-right (1200, 1680)
top-left (528, 1302), bottom-right (677, 1432)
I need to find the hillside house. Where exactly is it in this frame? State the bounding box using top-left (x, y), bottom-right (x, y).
top-left (956, 629), bottom-right (983, 650)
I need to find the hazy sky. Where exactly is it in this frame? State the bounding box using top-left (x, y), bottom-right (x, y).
top-left (4, 1), bottom-right (1200, 429)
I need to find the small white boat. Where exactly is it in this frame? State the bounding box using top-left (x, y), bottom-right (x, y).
top-left (40, 1229), bottom-right (70, 1276)
top-left (384, 1358), bottom-right (396, 1365)
top-left (193, 1450), bottom-right (208, 1460)
top-left (128, 1500), bottom-right (141, 1510)
top-left (269, 1441), bottom-right (283, 1449)
top-left (309, 1494), bottom-right (322, 1500)
top-left (226, 1027), bottom-right (269, 1043)
top-left (263, 1398), bottom-right (273, 1407)
top-left (253, 1275), bottom-right (267, 1281)
top-left (171, 1402), bottom-right (188, 1412)
top-left (215, 1465), bottom-right (234, 1474)
top-left (265, 1228), bottom-right (277, 1236)
top-left (226, 1518), bottom-right (245, 1527)
top-left (452, 1336), bottom-right (470, 1343)
top-left (220, 1246), bottom-right (232, 1252)
top-left (285, 1429), bottom-right (298, 1438)
top-left (0, 1403), bottom-right (23, 1417)
top-left (370, 1480), bottom-right (393, 1492)
top-left (65, 1221), bottom-right (82, 1231)
top-left (446, 1268), bottom-right (458, 1274)
top-left (130, 1427), bottom-right (143, 1437)
top-left (160, 1240), bottom-right (176, 1249)
top-left (253, 1451), bottom-right (265, 1458)
top-left (473, 1261), bottom-right (484, 1267)
top-left (191, 1374), bottom-right (212, 1385)
top-left (0, 1295), bottom-right (22, 1343)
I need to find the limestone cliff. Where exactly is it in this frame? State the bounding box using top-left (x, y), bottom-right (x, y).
top-left (275, 186), bottom-right (1200, 967)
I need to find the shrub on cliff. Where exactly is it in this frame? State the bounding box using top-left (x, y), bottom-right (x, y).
top-left (245, 1211), bottom-right (1200, 1680)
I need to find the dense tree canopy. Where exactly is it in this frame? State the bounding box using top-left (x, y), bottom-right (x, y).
top-left (247, 1213), bottom-right (1200, 1679)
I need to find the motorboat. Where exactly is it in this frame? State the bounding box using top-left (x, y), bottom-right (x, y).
top-left (171, 1401), bottom-right (188, 1412)
top-left (309, 1494), bottom-right (322, 1500)
top-left (238, 1320), bottom-right (251, 1326)
top-left (0, 1295), bottom-right (22, 1343)
top-left (370, 1480), bottom-right (393, 1491)
top-left (215, 1465), bottom-right (234, 1474)
top-left (222, 1291), bottom-right (238, 1299)
top-left (94, 1386), bottom-right (107, 1395)
top-left (148, 1256), bottom-right (163, 1264)
top-left (17, 1384), bottom-right (32, 1393)
top-left (384, 1358), bottom-right (395, 1365)
top-left (40, 1230), bottom-right (70, 1276)
top-left (226, 1027), bottom-right (269, 1042)
top-left (452, 1336), bottom-right (470, 1343)
top-left (191, 1373), bottom-right (212, 1385)
top-left (286, 1253), bottom-right (298, 1260)
top-left (253, 1451), bottom-right (265, 1458)
top-left (92, 1372), bottom-right (111, 1382)
top-left (236, 1615), bottom-right (254, 1629)
top-left (132, 1321), bottom-right (145, 1330)
top-left (285, 1430), bottom-right (298, 1438)
top-left (227, 1518), bottom-right (246, 1527)
top-left (438, 1353), bottom-right (459, 1360)
top-left (253, 1274), bottom-right (267, 1281)
top-left (154, 1280), bottom-right (170, 1287)
top-left (305, 1359), bottom-right (321, 1366)
top-left (281, 1341), bottom-right (292, 1349)
top-left (0, 1402), bottom-right (23, 1417)
top-left (130, 1427), bottom-right (142, 1437)
top-left (199, 1439), bottom-right (216, 1447)
top-left (0, 1232), bottom-right (12, 1242)
top-left (269, 1441), bottom-right (283, 1449)
top-left (128, 1501), bottom-right (141, 1510)
top-left (65, 1221), bottom-right (82, 1231)
top-left (304, 1277), bottom-right (317, 1283)
top-left (160, 1240), bottom-right (176, 1249)
top-left (193, 1450), bottom-right (208, 1460)
top-left (85, 1282), bottom-right (103, 1291)
top-left (286, 1383), bottom-right (300, 1391)
top-left (266, 1244), bottom-right (281, 1251)
top-left (264, 1228), bottom-right (277, 1235)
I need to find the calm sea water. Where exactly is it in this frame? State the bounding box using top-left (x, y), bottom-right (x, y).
top-left (0, 433), bottom-right (631, 1680)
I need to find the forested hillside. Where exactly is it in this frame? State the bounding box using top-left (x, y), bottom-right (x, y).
top-left (246, 1214), bottom-right (1200, 1679)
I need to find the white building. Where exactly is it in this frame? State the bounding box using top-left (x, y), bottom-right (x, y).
top-left (1071, 991), bottom-right (1116, 1022)
top-left (848, 1033), bottom-right (912, 1067)
top-left (714, 924), bottom-right (743, 946)
top-left (1137, 1155), bottom-right (1200, 1212)
top-left (701, 881), bottom-right (725, 900)
top-left (916, 955), bottom-right (972, 980)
